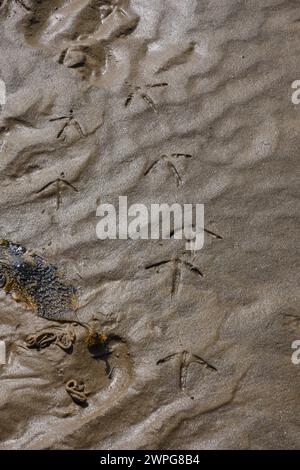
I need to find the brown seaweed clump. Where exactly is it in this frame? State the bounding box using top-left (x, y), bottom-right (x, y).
top-left (0, 239), bottom-right (78, 321)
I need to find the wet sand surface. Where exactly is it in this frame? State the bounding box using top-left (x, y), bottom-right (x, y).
top-left (0, 0), bottom-right (299, 449)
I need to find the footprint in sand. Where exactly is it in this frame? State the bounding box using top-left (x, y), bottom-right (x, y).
top-left (20, 0), bottom-right (139, 81)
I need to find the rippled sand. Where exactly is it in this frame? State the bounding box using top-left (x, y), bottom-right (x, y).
top-left (0, 0), bottom-right (299, 449)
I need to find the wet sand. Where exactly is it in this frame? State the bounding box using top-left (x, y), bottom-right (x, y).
top-left (0, 0), bottom-right (299, 449)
